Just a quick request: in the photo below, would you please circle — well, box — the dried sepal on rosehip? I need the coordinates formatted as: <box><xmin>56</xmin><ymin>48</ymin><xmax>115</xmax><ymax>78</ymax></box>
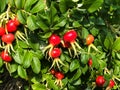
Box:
<box><xmin>49</xmin><ymin>48</ymin><xmax>65</xmax><ymax>70</ymax></box>
<box><xmin>54</xmin><ymin>71</ymin><xmax>64</xmax><ymax>87</ymax></box>
<box><xmin>15</xmin><ymin>30</ymin><xmax>29</xmax><ymax>44</ymax></box>
<box><xmin>86</xmin><ymin>34</ymin><xmax>101</xmax><ymax>53</ymax></box>
<box><xmin>63</xmin><ymin>30</ymin><xmax>82</xmax><ymax>57</ymax></box>
<box><xmin>1</xmin><ymin>33</ymin><xmax>15</xmax><ymax>53</ymax></box>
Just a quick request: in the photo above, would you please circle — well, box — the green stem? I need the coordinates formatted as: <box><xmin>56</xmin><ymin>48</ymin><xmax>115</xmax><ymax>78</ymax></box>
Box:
<box><xmin>22</xmin><ymin>10</ymin><xmax>32</xmax><ymax>15</ymax></box>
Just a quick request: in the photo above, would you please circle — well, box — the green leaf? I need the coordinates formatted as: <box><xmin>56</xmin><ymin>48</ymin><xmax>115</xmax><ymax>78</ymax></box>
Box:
<box><xmin>37</xmin><ymin>20</ymin><xmax>49</xmax><ymax>32</ymax></box>
<box><xmin>114</xmin><ymin>65</ymin><xmax>119</xmax><ymax>75</ymax></box>
<box><xmin>17</xmin><ymin>10</ymin><xmax>26</xmax><ymax>24</ymax></box>
<box><xmin>27</xmin><ymin>15</ymin><xmax>39</xmax><ymax>31</ymax></box>
<box><xmin>23</xmin><ymin>50</ymin><xmax>33</xmax><ymax>68</ymax></box>
<box><xmin>18</xmin><ymin>65</ymin><xmax>27</xmax><ymax>79</ymax></box>
<box><xmin>91</xmin><ymin>54</ymin><xmax>99</xmax><ymax>69</ymax></box>
<box><xmin>17</xmin><ymin>40</ymin><xmax>29</xmax><ymax>48</ymax></box>
<box><xmin>8</xmin><ymin>0</ymin><xmax>15</xmax><ymax>7</ymax></box>
<box><xmin>31</xmin><ymin>0</ymin><xmax>45</xmax><ymax>13</ymax></box>
<box><xmin>47</xmin><ymin>79</ymin><xmax>59</xmax><ymax>90</ymax></box>
<box><xmin>114</xmin><ymin>60</ymin><xmax>120</xmax><ymax>66</ymax></box>
<box><xmin>112</xmin><ymin>37</ymin><xmax>120</xmax><ymax>51</ymax></box>
<box><xmin>90</xmin><ymin>27</ymin><xmax>99</xmax><ymax>36</ymax></box>
<box><xmin>65</xmin><ymin>54</ymin><xmax>71</xmax><ymax>62</ymax></box>
<box><xmin>116</xmin><ymin>52</ymin><xmax>120</xmax><ymax>59</ymax></box>
<box><xmin>81</xmin><ymin>54</ymin><xmax>89</xmax><ymax>64</ymax></box>
<box><xmin>32</xmin><ymin>83</ymin><xmax>46</xmax><ymax>90</ymax></box>
<box><xmin>0</xmin><ymin>58</ymin><xmax>3</xmax><ymax>68</ymax></box>
<box><xmin>59</xmin><ymin>0</ymin><xmax>74</xmax><ymax>13</ymax></box>
<box><xmin>95</xmin><ymin>17</ymin><xmax>105</xmax><ymax>25</ymax></box>
<box><xmin>13</xmin><ymin>50</ymin><xmax>23</xmax><ymax>64</ymax></box>
<box><xmin>32</xmin><ymin>50</ymin><xmax>43</xmax><ymax>60</ymax></box>
<box><xmin>31</xmin><ymin>77</ymin><xmax>40</xmax><ymax>84</ymax></box>
<box><xmin>73</xmin><ymin>21</ymin><xmax>81</xmax><ymax>28</ymax></box>
<box><xmin>104</xmin><ymin>33</ymin><xmax>114</xmax><ymax>50</ymax></box>
<box><xmin>53</xmin><ymin>19</ymin><xmax>66</xmax><ymax>30</ymax></box>
<box><xmin>68</xmin><ymin>84</ymin><xmax>77</xmax><ymax>90</ymax></box>
<box><xmin>49</xmin><ymin>2</ymin><xmax>57</xmax><ymax>22</ymax></box>
<box><xmin>62</xmin><ymin>77</ymin><xmax>68</xmax><ymax>87</ymax></box>
<box><xmin>81</xmin><ymin>65</ymin><xmax>88</xmax><ymax>75</ymax></box>
<box><xmin>59</xmin><ymin>0</ymin><xmax>67</xmax><ymax>13</ymax></box>
<box><xmin>24</xmin><ymin>0</ymin><xmax>38</xmax><ymax>11</ymax></box>
<box><xmin>73</xmin><ymin>79</ymin><xmax>81</xmax><ymax>86</ymax></box>
<box><xmin>70</xmin><ymin>69</ymin><xmax>81</xmax><ymax>82</ymax></box>
<box><xmin>82</xmin><ymin>27</ymin><xmax>89</xmax><ymax>39</ymax></box>
<box><xmin>112</xmin><ymin>51</ymin><xmax>116</xmax><ymax>58</ymax></box>
<box><xmin>70</xmin><ymin>60</ymin><xmax>80</xmax><ymax>72</ymax></box>
<box><xmin>88</xmin><ymin>0</ymin><xmax>103</xmax><ymax>13</ymax></box>
<box><xmin>7</xmin><ymin>63</ymin><xmax>18</xmax><ymax>73</ymax></box>
<box><xmin>99</xmin><ymin>60</ymin><xmax>107</xmax><ymax>70</ymax></box>
<box><xmin>62</xmin><ymin>62</ymin><xmax>69</xmax><ymax>73</ymax></box>
<box><xmin>31</xmin><ymin>57</ymin><xmax>41</xmax><ymax>74</ymax></box>
<box><xmin>40</xmin><ymin>32</ymin><xmax>52</xmax><ymax>39</ymax></box>
<box><xmin>14</xmin><ymin>0</ymin><xmax>25</xmax><ymax>9</ymax></box>
<box><xmin>0</xmin><ymin>0</ymin><xmax>7</xmax><ymax>12</ymax></box>
<box><xmin>0</xmin><ymin>68</ymin><xmax>4</xmax><ymax>73</ymax></box>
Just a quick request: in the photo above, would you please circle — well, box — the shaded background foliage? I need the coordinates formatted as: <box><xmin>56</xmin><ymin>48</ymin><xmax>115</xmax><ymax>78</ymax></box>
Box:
<box><xmin>0</xmin><ymin>0</ymin><xmax>120</xmax><ymax>90</ymax></box>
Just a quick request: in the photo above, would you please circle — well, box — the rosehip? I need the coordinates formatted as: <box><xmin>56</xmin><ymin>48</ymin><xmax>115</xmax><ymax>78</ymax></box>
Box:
<box><xmin>6</xmin><ymin>20</ymin><xmax>17</xmax><ymax>32</ymax></box>
<box><xmin>88</xmin><ymin>58</ymin><xmax>92</xmax><ymax>67</ymax></box>
<box><xmin>96</xmin><ymin>76</ymin><xmax>105</xmax><ymax>87</ymax></box>
<box><xmin>1</xmin><ymin>33</ymin><xmax>15</xmax><ymax>44</ymax></box>
<box><xmin>86</xmin><ymin>34</ymin><xmax>94</xmax><ymax>45</ymax></box>
<box><xmin>1</xmin><ymin>51</ymin><xmax>12</xmax><ymax>62</ymax></box>
<box><xmin>109</xmin><ymin>80</ymin><xmax>115</xmax><ymax>88</ymax></box>
<box><xmin>0</xmin><ymin>27</ymin><xmax>5</xmax><ymax>36</ymax></box>
<box><xmin>55</xmin><ymin>71</ymin><xmax>64</xmax><ymax>80</ymax></box>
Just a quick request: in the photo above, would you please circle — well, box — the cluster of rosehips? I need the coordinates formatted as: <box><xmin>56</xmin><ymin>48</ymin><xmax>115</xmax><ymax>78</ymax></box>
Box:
<box><xmin>0</xmin><ymin>17</ymin><xmax>20</xmax><ymax>62</ymax></box>
<box><xmin>88</xmin><ymin>59</ymin><xmax>115</xmax><ymax>89</ymax></box>
<box><xmin>43</xmin><ymin>30</ymin><xmax>81</xmax><ymax>70</ymax></box>
<box><xmin>43</xmin><ymin>30</ymin><xmax>98</xmax><ymax>70</ymax></box>
<box><xmin>43</xmin><ymin>30</ymin><xmax>99</xmax><ymax>87</ymax></box>
<box><xmin>50</xmin><ymin>68</ymin><xmax>64</xmax><ymax>87</ymax></box>
<box><xmin>95</xmin><ymin>75</ymin><xmax>115</xmax><ymax>89</ymax></box>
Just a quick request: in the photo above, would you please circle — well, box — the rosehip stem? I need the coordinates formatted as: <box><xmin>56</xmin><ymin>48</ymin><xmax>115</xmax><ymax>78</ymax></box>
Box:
<box><xmin>105</xmin><ymin>68</ymin><xmax>120</xmax><ymax>82</ymax></box>
<box><xmin>113</xmin><ymin>75</ymin><xmax>120</xmax><ymax>82</ymax></box>
<box><xmin>5</xmin><ymin>62</ymin><xmax>11</xmax><ymax>76</ymax></box>
<box><xmin>22</xmin><ymin>10</ymin><xmax>32</xmax><ymax>15</ymax></box>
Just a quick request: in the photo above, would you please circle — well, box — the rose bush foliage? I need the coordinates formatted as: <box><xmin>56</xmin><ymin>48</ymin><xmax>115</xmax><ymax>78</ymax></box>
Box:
<box><xmin>0</xmin><ymin>0</ymin><xmax>120</xmax><ymax>90</ymax></box>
